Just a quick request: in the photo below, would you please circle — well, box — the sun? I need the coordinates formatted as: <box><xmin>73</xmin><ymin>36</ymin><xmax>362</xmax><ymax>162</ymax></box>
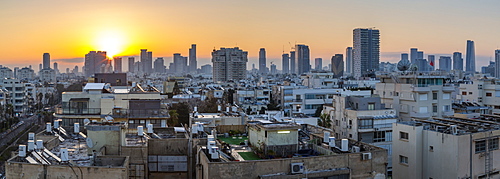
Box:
<box><xmin>95</xmin><ymin>30</ymin><xmax>126</xmax><ymax>58</ymax></box>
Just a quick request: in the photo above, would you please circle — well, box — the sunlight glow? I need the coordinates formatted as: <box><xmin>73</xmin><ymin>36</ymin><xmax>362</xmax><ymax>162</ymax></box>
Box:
<box><xmin>94</xmin><ymin>30</ymin><xmax>126</xmax><ymax>58</ymax></box>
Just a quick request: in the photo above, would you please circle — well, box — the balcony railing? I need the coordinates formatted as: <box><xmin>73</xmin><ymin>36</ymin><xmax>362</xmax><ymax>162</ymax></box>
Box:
<box><xmin>56</xmin><ymin>107</ymin><xmax>101</xmax><ymax>115</ymax></box>
<box><xmin>111</xmin><ymin>109</ymin><xmax>169</xmax><ymax>118</ymax></box>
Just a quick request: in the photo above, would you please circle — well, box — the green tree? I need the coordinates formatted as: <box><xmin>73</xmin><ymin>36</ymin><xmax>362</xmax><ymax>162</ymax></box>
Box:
<box><xmin>198</xmin><ymin>97</ymin><xmax>218</xmax><ymax>113</ymax></box>
<box><xmin>318</xmin><ymin>113</ymin><xmax>332</xmax><ymax>128</ymax></box>
<box><xmin>169</xmin><ymin>102</ymin><xmax>191</xmax><ymax>126</ymax></box>
<box><xmin>168</xmin><ymin>110</ymin><xmax>179</xmax><ymax>127</ymax></box>
<box><xmin>313</xmin><ymin>105</ymin><xmax>324</xmax><ymax>117</ymax></box>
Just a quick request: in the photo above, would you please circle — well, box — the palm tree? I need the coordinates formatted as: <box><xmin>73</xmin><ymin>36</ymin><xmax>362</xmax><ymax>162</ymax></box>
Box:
<box><xmin>168</xmin><ymin>110</ymin><xmax>179</xmax><ymax>127</ymax></box>
<box><xmin>318</xmin><ymin>113</ymin><xmax>332</xmax><ymax>128</ymax></box>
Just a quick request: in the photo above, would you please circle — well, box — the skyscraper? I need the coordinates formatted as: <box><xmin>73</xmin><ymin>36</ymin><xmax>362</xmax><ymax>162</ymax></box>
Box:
<box><xmin>345</xmin><ymin>47</ymin><xmax>353</xmax><ymax>75</ymax></box>
<box><xmin>417</xmin><ymin>51</ymin><xmax>424</xmax><ymax>60</ymax></box>
<box><xmin>495</xmin><ymin>50</ymin><xmax>500</xmax><ymax>78</ymax></box>
<box><xmin>270</xmin><ymin>64</ymin><xmax>277</xmax><ymax>74</ymax></box>
<box><xmin>331</xmin><ymin>54</ymin><xmax>344</xmax><ymax>77</ymax></box>
<box><xmin>173</xmin><ymin>53</ymin><xmax>188</xmax><ymax>74</ymax></box>
<box><xmin>466</xmin><ymin>40</ymin><xmax>476</xmax><ymax>73</ymax></box>
<box><xmin>128</xmin><ymin>57</ymin><xmax>135</xmax><ymax>72</ymax></box>
<box><xmin>259</xmin><ymin>48</ymin><xmax>267</xmax><ymax>74</ymax></box>
<box><xmin>295</xmin><ymin>44</ymin><xmax>310</xmax><ymax>74</ymax></box>
<box><xmin>428</xmin><ymin>55</ymin><xmax>435</xmax><ymax>71</ymax></box>
<box><xmin>282</xmin><ymin>53</ymin><xmax>289</xmax><ymax>74</ymax></box>
<box><xmin>43</xmin><ymin>53</ymin><xmax>50</xmax><ymax>69</ymax></box>
<box><xmin>53</xmin><ymin>62</ymin><xmax>59</xmax><ymax>73</ymax></box>
<box><xmin>189</xmin><ymin>44</ymin><xmax>197</xmax><ymax>73</ymax></box>
<box><xmin>315</xmin><ymin>58</ymin><xmax>322</xmax><ymax>70</ymax></box>
<box><xmin>452</xmin><ymin>52</ymin><xmax>463</xmax><ymax>71</ymax></box>
<box><xmin>154</xmin><ymin>57</ymin><xmax>165</xmax><ymax>73</ymax></box>
<box><xmin>289</xmin><ymin>51</ymin><xmax>296</xmax><ymax>74</ymax></box>
<box><xmin>410</xmin><ymin>48</ymin><xmax>418</xmax><ymax>64</ymax></box>
<box><xmin>401</xmin><ymin>53</ymin><xmax>409</xmax><ymax>62</ymax></box>
<box><xmin>140</xmin><ymin>49</ymin><xmax>153</xmax><ymax>73</ymax></box>
<box><xmin>353</xmin><ymin>28</ymin><xmax>380</xmax><ymax>78</ymax></box>
<box><xmin>439</xmin><ymin>56</ymin><xmax>452</xmax><ymax>71</ymax></box>
<box><xmin>84</xmin><ymin>51</ymin><xmax>107</xmax><ymax>77</ymax></box>
<box><xmin>114</xmin><ymin>57</ymin><xmax>122</xmax><ymax>73</ymax></box>
<box><xmin>212</xmin><ymin>47</ymin><xmax>248</xmax><ymax>82</ymax></box>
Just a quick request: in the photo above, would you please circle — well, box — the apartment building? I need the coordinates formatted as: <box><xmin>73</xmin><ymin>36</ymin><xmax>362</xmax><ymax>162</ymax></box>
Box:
<box><xmin>375</xmin><ymin>71</ymin><xmax>455</xmax><ymax>121</ymax></box>
<box><xmin>393</xmin><ymin>116</ymin><xmax>500</xmax><ymax>179</ymax></box>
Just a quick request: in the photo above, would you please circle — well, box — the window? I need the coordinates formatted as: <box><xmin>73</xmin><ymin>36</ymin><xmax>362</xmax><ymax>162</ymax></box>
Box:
<box><xmin>475</xmin><ymin>138</ymin><xmax>499</xmax><ymax>153</ymax></box>
<box><xmin>429</xmin><ymin>146</ymin><xmax>434</xmax><ymax>152</ymax></box>
<box><xmin>419</xmin><ymin>106</ymin><xmax>428</xmax><ymax>113</ymax></box>
<box><xmin>443</xmin><ymin>105</ymin><xmax>451</xmax><ymax>112</ymax></box>
<box><xmin>368</xmin><ymin>103</ymin><xmax>375</xmax><ymax>110</ymax></box>
<box><xmin>462</xmin><ymin>91</ymin><xmax>467</xmax><ymax>95</ymax></box>
<box><xmin>486</xmin><ymin>93</ymin><xmax>492</xmax><ymax>97</ymax></box>
<box><xmin>359</xmin><ymin>119</ymin><xmax>373</xmax><ymax>129</ymax></box>
<box><xmin>469</xmin><ymin>92</ymin><xmax>473</xmax><ymax>95</ymax></box>
<box><xmin>305</xmin><ymin>94</ymin><xmax>315</xmax><ymax>99</ymax></box>
<box><xmin>400</xmin><ymin>131</ymin><xmax>409</xmax><ymax>140</ymax></box>
<box><xmin>399</xmin><ymin>155</ymin><xmax>408</xmax><ymax>164</ymax></box>
<box><xmin>373</xmin><ymin>131</ymin><xmax>386</xmax><ymax>142</ymax></box>
<box><xmin>432</xmin><ymin>105</ymin><xmax>438</xmax><ymax>113</ymax></box>
<box><xmin>419</xmin><ymin>94</ymin><xmax>428</xmax><ymax>101</ymax></box>
<box><xmin>432</xmin><ymin>93</ymin><xmax>438</xmax><ymax>100</ymax></box>
<box><xmin>443</xmin><ymin>93</ymin><xmax>450</xmax><ymax>99</ymax></box>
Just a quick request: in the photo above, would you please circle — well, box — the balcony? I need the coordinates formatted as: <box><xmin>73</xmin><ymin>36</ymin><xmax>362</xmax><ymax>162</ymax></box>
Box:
<box><xmin>412</xmin><ymin>86</ymin><xmax>431</xmax><ymax>93</ymax></box>
<box><xmin>442</xmin><ymin>85</ymin><xmax>455</xmax><ymax>92</ymax></box>
<box><xmin>55</xmin><ymin>107</ymin><xmax>101</xmax><ymax>115</ymax></box>
<box><xmin>410</xmin><ymin>111</ymin><xmax>431</xmax><ymax>119</ymax></box>
<box><xmin>111</xmin><ymin>109</ymin><xmax>169</xmax><ymax>118</ymax></box>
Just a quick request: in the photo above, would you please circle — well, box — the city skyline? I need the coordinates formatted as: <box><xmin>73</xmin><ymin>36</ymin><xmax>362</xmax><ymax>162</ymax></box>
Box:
<box><xmin>1</xmin><ymin>1</ymin><xmax>500</xmax><ymax>71</ymax></box>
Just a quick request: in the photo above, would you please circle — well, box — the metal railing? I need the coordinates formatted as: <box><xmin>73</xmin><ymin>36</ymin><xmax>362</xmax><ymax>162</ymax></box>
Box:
<box><xmin>55</xmin><ymin>107</ymin><xmax>101</xmax><ymax>115</ymax></box>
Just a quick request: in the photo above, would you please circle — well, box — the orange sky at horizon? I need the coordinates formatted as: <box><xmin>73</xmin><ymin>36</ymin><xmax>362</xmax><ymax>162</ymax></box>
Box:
<box><xmin>1</xmin><ymin>0</ymin><xmax>499</xmax><ymax>71</ymax></box>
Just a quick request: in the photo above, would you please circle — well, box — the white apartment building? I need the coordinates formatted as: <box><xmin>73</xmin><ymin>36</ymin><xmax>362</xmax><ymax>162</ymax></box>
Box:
<box><xmin>393</xmin><ymin>117</ymin><xmax>500</xmax><ymax>179</ymax></box>
<box><xmin>457</xmin><ymin>78</ymin><xmax>500</xmax><ymax>114</ymax></box>
<box><xmin>1</xmin><ymin>79</ymin><xmax>35</xmax><ymax>114</ymax></box>
<box><xmin>323</xmin><ymin>94</ymin><xmax>397</xmax><ymax>173</ymax></box>
<box><xmin>55</xmin><ymin>83</ymin><xmax>168</xmax><ymax>128</ymax></box>
<box><xmin>375</xmin><ymin>72</ymin><xmax>455</xmax><ymax>121</ymax></box>
<box><xmin>235</xmin><ymin>87</ymin><xmax>270</xmax><ymax>113</ymax></box>
<box><xmin>17</xmin><ymin>67</ymin><xmax>35</xmax><ymax>80</ymax></box>
<box><xmin>39</xmin><ymin>68</ymin><xmax>56</xmax><ymax>82</ymax></box>
<box><xmin>0</xmin><ymin>67</ymin><xmax>13</xmax><ymax>79</ymax></box>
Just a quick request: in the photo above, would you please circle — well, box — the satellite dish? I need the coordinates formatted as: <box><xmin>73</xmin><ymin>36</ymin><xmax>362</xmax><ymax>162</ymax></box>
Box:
<box><xmin>83</xmin><ymin>119</ymin><xmax>90</xmax><ymax>125</ymax></box>
<box><xmin>86</xmin><ymin>137</ymin><xmax>93</xmax><ymax>148</ymax></box>
<box><xmin>397</xmin><ymin>58</ymin><xmax>411</xmax><ymax>72</ymax></box>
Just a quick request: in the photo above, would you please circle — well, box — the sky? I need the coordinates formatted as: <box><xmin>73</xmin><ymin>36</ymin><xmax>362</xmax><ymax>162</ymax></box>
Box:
<box><xmin>1</xmin><ymin>0</ymin><xmax>499</xmax><ymax>71</ymax></box>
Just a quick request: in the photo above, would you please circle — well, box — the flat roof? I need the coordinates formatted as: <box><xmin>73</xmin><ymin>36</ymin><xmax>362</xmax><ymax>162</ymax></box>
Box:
<box><xmin>84</xmin><ymin>83</ymin><xmax>105</xmax><ymax>90</ymax></box>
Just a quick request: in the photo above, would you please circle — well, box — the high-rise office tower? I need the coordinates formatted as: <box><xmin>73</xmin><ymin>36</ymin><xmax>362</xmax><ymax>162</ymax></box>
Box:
<box><xmin>53</xmin><ymin>62</ymin><xmax>59</xmax><ymax>73</ymax></box>
<box><xmin>315</xmin><ymin>58</ymin><xmax>322</xmax><ymax>70</ymax></box>
<box><xmin>84</xmin><ymin>51</ymin><xmax>107</xmax><ymax>77</ymax></box>
<box><xmin>189</xmin><ymin>44</ymin><xmax>197</xmax><ymax>73</ymax></box>
<box><xmin>43</xmin><ymin>53</ymin><xmax>50</xmax><ymax>69</ymax></box>
<box><xmin>353</xmin><ymin>28</ymin><xmax>380</xmax><ymax>78</ymax></box>
<box><xmin>173</xmin><ymin>53</ymin><xmax>188</xmax><ymax>74</ymax></box>
<box><xmin>201</xmin><ymin>64</ymin><xmax>212</xmax><ymax>74</ymax></box>
<box><xmin>495</xmin><ymin>50</ymin><xmax>500</xmax><ymax>78</ymax></box>
<box><xmin>289</xmin><ymin>51</ymin><xmax>296</xmax><ymax>74</ymax></box>
<box><xmin>428</xmin><ymin>55</ymin><xmax>435</xmax><ymax>71</ymax></box>
<box><xmin>39</xmin><ymin>64</ymin><xmax>42</xmax><ymax>72</ymax></box>
<box><xmin>154</xmin><ymin>57</ymin><xmax>165</xmax><ymax>73</ymax></box>
<box><xmin>452</xmin><ymin>52</ymin><xmax>463</xmax><ymax>71</ymax></box>
<box><xmin>212</xmin><ymin>47</ymin><xmax>248</xmax><ymax>82</ymax></box>
<box><xmin>439</xmin><ymin>56</ymin><xmax>452</xmax><ymax>71</ymax></box>
<box><xmin>114</xmin><ymin>57</ymin><xmax>122</xmax><ymax>73</ymax></box>
<box><xmin>401</xmin><ymin>53</ymin><xmax>409</xmax><ymax>62</ymax></box>
<box><xmin>74</xmin><ymin>66</ymin><xmax>78</xmax><ymax>73</ymax></box>
<box><xmin>140</xmin><ymin>49</ymin><xmax>153</xmax><ymax>73</ymax></box>
<box><xmin>295</xmin><ymin>44</ymin><xmax>310</xmax><ymax>74</ymax></box>
<box><xmin>259</xmin><ymin>48</ymin><xmax>267</xmax><ymax>74</ymax></box>
<box><xmin>128</xmin><ymin>57</ymin><xmax>135</xmax><ymax>72</ymax></box>
<box><xmin>417</xmin><ymin>51</ymin><xmax>424</xmax><ymax>60</ymax></box>
<box><xmin>270</xmin><ymin>64</ymin><xmax>277</xmax><ymax>74</ymax></box>
<box><xmin>282</xmin><ymin>53</ymin><xmax>289</xmax><ymax>74</ymax></box>
<box><xmin>415</xmin><ymin>59</ymin><xmax>429</xmax><ymax>72</ymax></box>
<box><xmin>410</xmin><ymin>48</ymin><xmax>418</xmax><ymax>64</ymax></box>
<box><xmin>331</xmin><ymin>54</ymin><xmax>344</xmax><ymax>77</ymax></box>
<box><xmin>466</xmin><ymin>40</ymin><xmax>476</xmax><ymax>73</ymax></box>
<box><xmin>346</xmin><ymin>47</ymin><xmax>353</xmax><ymax>75</ymax></box>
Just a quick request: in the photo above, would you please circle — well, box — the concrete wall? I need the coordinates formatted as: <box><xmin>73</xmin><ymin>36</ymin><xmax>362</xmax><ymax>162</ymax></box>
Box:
<box><xmin>216</xmin><ymin>125</ymin><xmax>246</xmax><ymax>133</ymax></box>
<box><xmin>198</xmin><ymin>148</ymin><xmax>387</xmax><ymax>179</ymax></box>
<box><xmin>6</xmin><ymin>157</ymin><xmax>129</xmax><ymax>179</ymax></box>
<box><xmin>86</xmin><ymin>125</ymin><xmax>125</xmax><ymax>155</ymax></box>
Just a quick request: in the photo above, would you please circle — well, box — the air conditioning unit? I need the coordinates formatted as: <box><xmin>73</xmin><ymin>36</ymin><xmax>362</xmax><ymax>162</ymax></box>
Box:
<box><xmin>362</xmin><ymin>153</ymin><xmax>372</xmax><ymax>160</ymax></box>
<box><xmin>291</xmin><ymin>163</ymin><xmax>304</xmax><ymax>174</ymax></box>
<box><xmin>351</xmin><ymin>146</ymin><xmax>360</xmax><ymax>153</ymax></box>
